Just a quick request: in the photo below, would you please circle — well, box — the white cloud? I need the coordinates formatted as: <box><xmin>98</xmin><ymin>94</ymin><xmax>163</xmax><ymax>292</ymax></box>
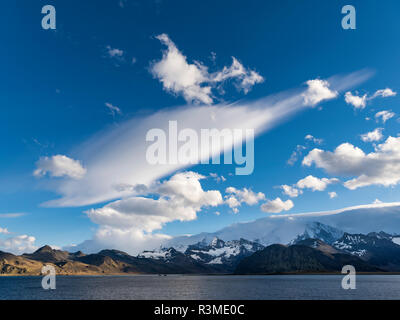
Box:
<box><xmin>270</xmin><ymin>201</ymin><xmax>400</xmax><ymax>219</ymax></box>
<box><xmin>211</xmin><ymin>57</ymin><xmax>264</xmax><ymax>94</ymax></box>
<box><xmin>41</xmin><ymin>70</ymin><xmax>371</xmax><ymax>207</ymax></box>
<box><xmin>302</xmin><ymin>79</ymin><xmax>338</xmax><ymax>106</ymax></box>
<box><xmin>328</xmin><ymin>191</ymin><xmax>337</xmax><ymax>199</ymax></box>
<box><xmin>150</xmin><ymin>34</ymin><xmax>263</xmax><ymax>104</ymax></box>
<box><xmin>0</xmin><ymin>227</ymin><xmax>10</xmax><ymax>234</ymax></box>
<box><xmin>305</xmin><ymin>134</ymin><xmax>323</xmax><ymax>144</ymax></box>
<box><xmin>105</xmin><ymin>102</ymin><xmax>121</xmax><ymax>114</ymax></box>
<box><xmin>225</xmin><ymin>196</ymin><xmax>240</xmax><ymax>212</ymax></box>
<box><xmin>296</xmin><ymin>175</ymin><xmax>338</xmax><ymax>192</ymax></box>
<box><xmin>371</xmin><ymin>88</ymin><xmax>397</xmax><ymax>99</ymax></box>
<box><xmin>34</xmin><ymin>155</ymin><xmax>86</xmax><ymax>180</ymax></box>
<box><xmin>79</xmin><ymin>172</ymin><xmax>223</xmax><ymax>254</ymax></box>
<box><xmin>303</xmin><ymin>136</ymin><xmax>400</xmax><ymax>189</ymax></box>
<box><xmin>105</xmin><ymin>102</ymin><xmax>122</xmax><ymax>117</ymax></box>
<box><xmin>225</xmin><ymin>187</ymin><xmax>265</xmax><ymax>212</ymax></box>
<box><xmin>344</xmin><ymin>91</ymin><xmax>367</xmax><ymax>109</ymax></box>
<box><xmin>287</xmin><ymin>145</ymin><xmax>307</xmax><ymax>166</ymax></box>
<box><xmin>66</xmin><ymin>227</ymin><xmax>170</xmax><ymax>256</ymax></box>
<box><xmin>88</xmin><ymin>171</ymin><xmax>222</xmax><ymax>231</ymax></box>
<box><xmin>209</xmin><ymin>173</ymin><xmax>226</xmax><ymax>183</ymax></box>
<box><xmin>375</xmin><ymin>110</ymin><xmax>395</xmax><ymax>123</ymax></box>
<box><xmin>0</xmin><ymin>213</ymin><xmax>25</xmax><ymax>218</ymax></box>
<box><xmin>360</xmin><ymin>128</ymin><xmax>384</xmax><ymax>142</ymax></box>
<box><xmin>261</xmin><ymin>197</ymin><xmax>294</xmax><ymax>214</ymax></box>
<box><xmin>345</xmin><ymin>88</ymin><xmax>396</xmax><ymax>109</ymax></box>
<box><xmin>281</xmin><ymin>184</ymin><xmax>301</xmax><ymax>198</ymax></box>
<box><xmin>106</xmin><ymin>45</ymin><xmax>124</xmax><ymax>59</ymax></box>
<box><xmin>0</xmin><ymin>234</ymin><xmax>37</xmax><ymax>255</ymax></box>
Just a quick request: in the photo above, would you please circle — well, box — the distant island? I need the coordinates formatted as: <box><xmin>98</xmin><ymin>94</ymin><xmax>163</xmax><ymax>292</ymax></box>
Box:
<box><xmin>2</xmin><ymin>224</ymin><xmax>400</xmax><ymax>275</ymax></box>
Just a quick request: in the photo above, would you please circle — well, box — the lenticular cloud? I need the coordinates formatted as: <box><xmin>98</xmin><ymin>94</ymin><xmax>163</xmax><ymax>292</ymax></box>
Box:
<box><xmin>42</xmin><ymin>70</ymin><xmax>372</xmax><ymax>208</ymax></box>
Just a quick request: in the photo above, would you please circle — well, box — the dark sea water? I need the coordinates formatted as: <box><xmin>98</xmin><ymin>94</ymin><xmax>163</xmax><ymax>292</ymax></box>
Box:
<box><xmin>1</xmin><ymin>275</ymin><xmax>400</xmax><ymax>300</ymax></box>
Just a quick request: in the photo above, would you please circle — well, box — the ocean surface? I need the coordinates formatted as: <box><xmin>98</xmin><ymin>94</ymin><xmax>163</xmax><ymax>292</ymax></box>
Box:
<box><xmin>1</xmin><ymin>274</ymin><xmax>400</xmax><ymax>300</ymax></box>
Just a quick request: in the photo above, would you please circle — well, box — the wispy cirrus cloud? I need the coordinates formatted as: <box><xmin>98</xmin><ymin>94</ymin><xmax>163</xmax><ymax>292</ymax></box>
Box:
<box><xmin>105</xmin><ymin>102</ymin><xmax>122</xmax><ymax>117</ymax></box>
<box><xmin>0</xmin><ymin>213</ymin><xmax>26</xmax><ymax>218</ymax></box>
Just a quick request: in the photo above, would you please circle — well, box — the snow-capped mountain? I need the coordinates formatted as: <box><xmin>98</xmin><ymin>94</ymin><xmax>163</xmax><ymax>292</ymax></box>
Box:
<box><xmin>138</xmin><ymin>247</ymin><xmax>178</xmax><ymax>261</ymax></box>
<box><xmin>185</xmin><ymin>237</ymin><xmax>264</xmax><ymax>268</ymax></box>
<box><xmin>291</xmin><ymin>222</ymin><xmax>344</xmax><ymax>245</ymax></box>
<box><xmin>332</xmin><ymin>232</ymin><xmax>400</xmax><ymax>270</ymax></box>
<box><xmin>165</xmin><ymin>203</ymin><xmax>400</xmax><ymax>250</ymax></box>
<box><xmin>138</xmin><ymin>237</ymin><xmax>264</xmax><ymax>272</ymax></box>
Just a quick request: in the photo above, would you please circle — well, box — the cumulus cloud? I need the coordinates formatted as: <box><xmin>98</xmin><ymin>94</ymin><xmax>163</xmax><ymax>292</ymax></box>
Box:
<box><xmin>281</xmin><ymin>184</ymin><xmax>301</xmax><ymax>198</ymax></box>
<box><xmin>88</xmin><ymin>171</ymin><xmax>222</xmax><ymax>231</ymax></box>
<box><xmin>225</xmin><ymin>187</ymin><xmax>265</xmax><ymax>213</ymax></box>
<box><xmin>328</xmin><ymin>191</ymin><xmax>337</xmax><ymax>199</ymax></box>
<box><xmin>209</xmin><ymin>173</ymin><xmax>226</xmax><ymax>183</ymax></box>
<box><xmin>34</xmin><ymin>155</ymin><xmax>86</xmax><ymax>180</ymax></box>
<box><xmin>106</xmin><ymin>45</ymin><xmax>124</xmax><ymax>59</ymax></box>
<box><xmin>77</xmin><ymin>172</ymin><xmax>222</xmax><ymax>254</ymax></box>
<box><xmin>261</xmin><ymin>197</ymin><xmax>294</xmax><ymax>213</ymax></box>
<box><xmin>360</xmin><ymin>128</ymin><xmax>384</xmax><ymax>142</ymax></box>
<box><xmin>305</xmin><ymin>134</ymin><xmax>323</xmax><ymax>144</ymax></box>
<box><xmin>0</xmin><ymin>227</ymin><xmax>10</xmax><ymax>234</ymax></box>
<box><xmin>287</xmin><ymin>145</ymin><xmax>307</xmax><ymax>166</ymax></box>
<box><xmin>280</xmin><ymin>176</ymin><xmax>337</xmax><ymax>198</ymax></box>
<box><xmin>344</xmin><ymin>91</ymin><xmax>367</xmax><ymax>109</ymax></box>
<box><xmin>375</xmin><ymin>110</ymin><xmax>395</xmax><ymax>123</ymax></box>
<box><xmin>150</xmin><ymin>34</ymin><xmax>263</xmax><ymax>104</ymax></box>
<box><xmin>296</xmin><ymin>175</ymin><xmax>339</xmax><ymax>191</ymax></box>
<box><xmin>0</xmin><ymin>234</ymin><xmax>37</xmax><ymax>255</ymax></box>
<box><xmin>345</xmin><ymin>88</ymin><xmax>396</xmax><ymax>109</ymax></box>
<box><xmin>211</xmin><ymin>57</ymin><xmax>264</xmax><ymax>94</ymax></box>
<box><xmin>303</xmin><ymin>136</ymin><xmax>400</xmax><ymax>189</ymax></box>
<box><xmin>371</xmin><ymin>88</ymin><xmax>397</xmax><ymax>99</ymax></box>
<box><xmin>302</xmin><ymin>79</ymin><xmax>338</xmax><ymax>106</ymax></box>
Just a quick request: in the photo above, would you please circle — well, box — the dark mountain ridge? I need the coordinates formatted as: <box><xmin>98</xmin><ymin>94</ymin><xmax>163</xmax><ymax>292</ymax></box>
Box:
<box><xmin>2</xmin><ymin>226</ymin><xmax>400</xmax><ymax>275</ymax></box>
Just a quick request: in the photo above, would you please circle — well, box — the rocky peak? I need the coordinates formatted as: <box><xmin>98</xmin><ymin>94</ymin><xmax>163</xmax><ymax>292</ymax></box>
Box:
<box><xmin>210</xmin><ymin>237</ymin><xmax>225</xmax><ymax>248</ymax></box>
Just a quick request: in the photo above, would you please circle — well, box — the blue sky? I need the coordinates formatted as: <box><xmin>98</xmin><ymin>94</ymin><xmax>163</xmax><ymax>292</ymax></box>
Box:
<box><xmin>1</xmin><ymin>0</ymin><xmax>400</xmax><ymax>254</ymax></box>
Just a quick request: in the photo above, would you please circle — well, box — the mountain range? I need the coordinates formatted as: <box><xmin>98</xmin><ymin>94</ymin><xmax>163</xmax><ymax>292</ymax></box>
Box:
<box><xmin>3</xmin><ymin>220</ymin><xmax>400</xmax><ymax>275</ymax></box>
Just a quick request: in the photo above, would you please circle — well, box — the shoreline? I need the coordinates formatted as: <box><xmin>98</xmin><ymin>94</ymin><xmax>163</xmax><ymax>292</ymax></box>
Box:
<box><xmin>2</xmin><ymin>272</ymin><xmax>400</xmax><ymax>277</ymax></box>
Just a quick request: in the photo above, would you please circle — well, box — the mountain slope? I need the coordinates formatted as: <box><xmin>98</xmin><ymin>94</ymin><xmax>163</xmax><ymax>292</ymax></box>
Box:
<box><xmin>235</xmin><ymin>243</ymin><xmax>380</xmax><ymax>274</ymax></box>
<box><xmin>0</xmin><ymin>251</ymin><xmax>44</xmax><ymax>275</ymax></box>
<box><xmin>333</xmin><ymin>232</ymin><xmax>400</xmax><ymax>271</ymax></box>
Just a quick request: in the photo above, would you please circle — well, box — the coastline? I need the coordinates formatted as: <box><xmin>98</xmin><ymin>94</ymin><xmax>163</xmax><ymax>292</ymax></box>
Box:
<box><xmin>3</xmin><ymin>271</ymin><xmax>400</xmax><ymax>277</ymax></box>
